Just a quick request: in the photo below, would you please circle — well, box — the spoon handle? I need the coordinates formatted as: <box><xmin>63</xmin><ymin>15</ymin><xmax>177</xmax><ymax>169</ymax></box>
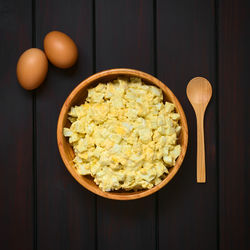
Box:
<box><xmin>196</xmin><ymin>112</ymin><xmax>206</xmax><ymax>183</ymax></box>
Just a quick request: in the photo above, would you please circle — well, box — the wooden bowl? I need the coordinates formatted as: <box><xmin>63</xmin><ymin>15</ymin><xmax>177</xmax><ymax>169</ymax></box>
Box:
<box><xmin>57</xmin><ymin>68</ymin><xmax>188</xmax><ymax>200</ymax></box>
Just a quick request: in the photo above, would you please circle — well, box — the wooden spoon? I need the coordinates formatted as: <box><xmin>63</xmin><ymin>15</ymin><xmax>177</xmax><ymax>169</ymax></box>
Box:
<box><xmin>186</xmin><ymin>77</ymin><xmax>212</xmax><ymax>183</ymax></box>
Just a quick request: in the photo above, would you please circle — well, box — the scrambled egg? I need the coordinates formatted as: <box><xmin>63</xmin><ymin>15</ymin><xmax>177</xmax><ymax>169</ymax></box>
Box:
<box><xmin>64</xmin><ymin>77</ymin><xmax>181</xmax><ymax>191</ymax></box>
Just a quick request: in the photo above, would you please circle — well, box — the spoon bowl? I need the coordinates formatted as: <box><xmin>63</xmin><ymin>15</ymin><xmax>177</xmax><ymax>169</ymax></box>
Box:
<box><xmin>187</xmin><ymin>77</ymin><xmax>212</xmax><ymax>109</ymax></box>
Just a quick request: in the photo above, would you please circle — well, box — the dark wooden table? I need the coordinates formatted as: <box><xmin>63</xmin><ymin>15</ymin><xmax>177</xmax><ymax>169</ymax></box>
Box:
<box><xmin>0</xmin><ymin>0</ymin><xmax>249</xmax><ymax>249</ymax></box>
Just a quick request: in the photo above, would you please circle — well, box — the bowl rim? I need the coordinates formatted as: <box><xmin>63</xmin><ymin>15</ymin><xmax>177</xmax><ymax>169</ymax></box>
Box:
<box><xmin>57</xmin><ymin>68</ymin><xmax>188</xmax><ymax>200</ymax></box>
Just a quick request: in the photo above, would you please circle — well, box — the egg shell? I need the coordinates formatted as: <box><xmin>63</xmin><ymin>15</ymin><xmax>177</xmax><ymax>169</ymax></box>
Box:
<box><xmin>16</xmin><ymin>48</ymin><xmax>48</xmax><ymax>90</ymax></box>
<box><xmin>44</xmin><ymin>31</ymin><xmax>78</xmax><ymax>69</ymax></box>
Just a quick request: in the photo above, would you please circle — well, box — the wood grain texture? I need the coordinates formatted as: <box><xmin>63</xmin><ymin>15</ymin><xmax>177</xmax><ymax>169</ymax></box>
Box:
<box><xmin>219</xmin><ymin>0</ymin><xmax>250</xmax><ymax>249</ymax></box>
<box><xmin>0</xmin><ymin>0</ymin><xmax>33</xmax><ymax>249</ymax></box>
<box><xmin>157</xmin><ymin>0</ymin><xmax>218</xmax><ymax>249</ymax></box>
<box><xmin>96</xmin><ymin>0</ymin><xmax>154</xmax><ymax>73</ymax></box>
<box><xmin>1</xmin><ymin>1</ymin><xmax>249</xmax><ymax>249</ymax></box>
<box><xmin>35</xmin><ymin>1</ymin><xmax>95</xmax><ymax>249</ymax></box>
<box><xmin>95</xmin><ymin>0</ymin><xmax>156</xmax><ymax>249</ymax></box>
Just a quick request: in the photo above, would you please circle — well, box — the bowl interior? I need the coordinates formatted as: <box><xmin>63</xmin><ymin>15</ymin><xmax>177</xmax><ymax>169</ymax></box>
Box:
<box><xmin>58</xmin><ymin>69</ymin><xmax>188</xmax><ymax>200</ymax></box>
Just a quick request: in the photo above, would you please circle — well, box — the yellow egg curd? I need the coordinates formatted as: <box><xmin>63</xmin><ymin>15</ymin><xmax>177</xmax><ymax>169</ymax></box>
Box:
<box><xmin>64</xmin><ymin>77</ymin><xmax>181</xmax><ymax>191</ymax></box>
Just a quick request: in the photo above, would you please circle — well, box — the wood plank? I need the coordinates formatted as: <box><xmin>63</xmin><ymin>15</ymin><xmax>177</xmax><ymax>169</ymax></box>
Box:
<box><xmin>95</xmin><ymin>1</ymin><xmax>156</xmax><ymax>250</ymax></box>
<box><xmin>35</xmin><ymin>1</ymin><xmax>96</xmax><ymax>249</ymax></box>
<box><xmin>0</xmin><ymin>0</ymin><xmax>33</xmax><ymax>249</ymax></box>
<box><xmin>157</xmin><ymin>1</ymin><xmax>218</xmax><ymax>249</ymax></box>
<box><xmin>96</xmin><ymin>0</ymin><xmax>154</xmax><ymax>73</ymax></box>
<box><xmin>218</xmin><ymin>1</ymin><xmax>250</xmax><ymax>249</ymax></box>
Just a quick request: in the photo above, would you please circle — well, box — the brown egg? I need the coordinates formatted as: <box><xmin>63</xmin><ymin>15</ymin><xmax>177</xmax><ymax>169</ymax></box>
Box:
<box><xmin>44</xmin><ymin>31</ymin><xmax>78</xmax><ymax>69</ymax></box>
<box><xmin>16</xmin><ymin>48</ymin><xmax>48</xmax><ymax>90</ymax></box>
